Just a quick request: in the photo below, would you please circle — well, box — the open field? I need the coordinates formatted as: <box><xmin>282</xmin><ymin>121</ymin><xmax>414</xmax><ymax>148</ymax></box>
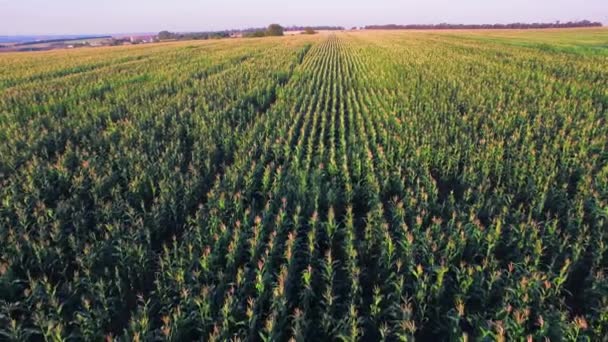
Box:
<box><xmin>439</xmin><ymin>27</ymin><xmax>608</xmax><ymax>55</ymax></box>
<box><xmin>0</xmin><ymin>29</ymin><xmax>607</xmax><ymax>340</ymax></box>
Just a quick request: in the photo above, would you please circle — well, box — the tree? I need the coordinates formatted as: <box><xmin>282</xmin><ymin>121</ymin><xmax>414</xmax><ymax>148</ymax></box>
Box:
<box><xmin>158</xmin><ymin>31</ymin><xmax>175</xmax><ymax>40</ymax></box>
<box><xmin>303</xmin><ymin>27</ymin><xmax>317</xmax><ymax>35</ymax></box>
<box><xmin>266</xmin><ymin>24</ymin><xmax>284</xmax><ymax>36</ymax></box>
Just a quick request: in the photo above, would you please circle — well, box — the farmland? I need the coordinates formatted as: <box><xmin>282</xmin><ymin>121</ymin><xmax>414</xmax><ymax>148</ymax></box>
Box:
<box><xmin>0</xmin><ymin>29</ymin><xmax>607</xmax><ymax>341</ymax></box>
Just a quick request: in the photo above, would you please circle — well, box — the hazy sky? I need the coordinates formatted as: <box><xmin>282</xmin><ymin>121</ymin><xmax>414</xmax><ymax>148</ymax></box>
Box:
<box><xmin>1</xmin><ymin>0</ymin><xmax>607</xmax><ymax>35</ymax></box>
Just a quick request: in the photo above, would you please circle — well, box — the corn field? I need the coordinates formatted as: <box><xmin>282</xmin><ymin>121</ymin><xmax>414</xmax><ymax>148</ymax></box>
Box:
<box><xmin>0</xmin><ymin>30</ymin><xmax>607</xmax><ymax>341</ymax></box>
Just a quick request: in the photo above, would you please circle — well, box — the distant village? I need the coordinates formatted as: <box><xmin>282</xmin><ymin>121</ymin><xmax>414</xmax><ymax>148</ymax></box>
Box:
<box><xmin>71</xmin><ymin>35</ymin><xmax>159</xmax><ymax>48</ymax></box>
<box><xmin>0</xmin><ymin>34</ymin><xmax>159</xmax><ymax>52</ymax></box>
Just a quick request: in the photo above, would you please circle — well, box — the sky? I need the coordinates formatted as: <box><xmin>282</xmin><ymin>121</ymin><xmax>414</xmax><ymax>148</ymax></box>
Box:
<box><xmin>1</xmin><ymin>0</ymin><xmax>607</xmax><ymax>35</ymax></box>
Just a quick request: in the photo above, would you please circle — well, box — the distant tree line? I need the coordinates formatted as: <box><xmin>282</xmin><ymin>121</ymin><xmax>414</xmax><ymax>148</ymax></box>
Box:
<box><xmin>284</xmin><ymin>25</ymin><xmax>345</xmax><ymax>31</ymax></box>
<box><xmin>365</xmin><ymin>20</ymin><xmax>602</xmax><ymax>30</ymax></box>
<box><xmin>158</xmin><ymin>30</ymin><xmax>230</xmax><ymax>41</ymax></box>
<box><xmin>158</xmin><ymin>24</ymin><xmax>347</xmax><ymax>42</ymax></box>
<box><xmin>244</xmin><ymin>24</ymin><xmax>285</xmax><ymax>38</ymax></box>
<box><xmin>158</xmin><ymin>24</ymin><xmax>289</xmax><ymax>41</ymax></box>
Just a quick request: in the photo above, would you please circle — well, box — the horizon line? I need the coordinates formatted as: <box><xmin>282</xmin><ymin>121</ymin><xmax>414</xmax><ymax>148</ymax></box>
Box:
<box><xmin>1</xmin><ymin>19</ymin><xmax>604</xmax><ymax>37</ymax></box>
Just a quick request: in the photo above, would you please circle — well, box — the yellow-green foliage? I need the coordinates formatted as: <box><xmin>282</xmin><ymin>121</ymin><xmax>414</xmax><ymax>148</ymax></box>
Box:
<box><xmin>0</xmin><ymin>29</ymin><xmax>606</xmax><ymax>341</ymax></box>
